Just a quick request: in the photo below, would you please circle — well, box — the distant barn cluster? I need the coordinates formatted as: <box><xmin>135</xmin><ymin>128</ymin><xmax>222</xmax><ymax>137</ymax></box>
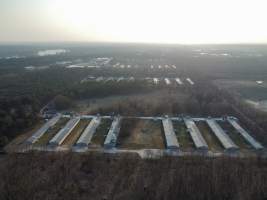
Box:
<box><xmin>81</xmin><ymin>76</ymin><xmax>195</xmax><ymax>86</ymax></box>
<box><xmin>22</xmin><ymin>114</ymin><xmax>264</xmax><ymax>156</ymax></box>
<box><xmin>112</xmin><ymin>63</ymin><xmax>179</xmax><ymax>70</ymax></box>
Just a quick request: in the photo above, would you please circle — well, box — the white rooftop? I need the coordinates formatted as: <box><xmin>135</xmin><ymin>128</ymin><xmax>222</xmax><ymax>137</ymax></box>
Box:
<box><xmin>206</xmin><ymin>119</ymin><xmax>238</xmax><ymax>150</ymax></box>
<box><xmin>162</xmin><ymin>118</ymin><xmax>179</xmax><ymax>149</ymax></box>
<box><xmin>184</xmin><ymin>118</ymin><xmax>208</xmax><ymax>149</ymax></box>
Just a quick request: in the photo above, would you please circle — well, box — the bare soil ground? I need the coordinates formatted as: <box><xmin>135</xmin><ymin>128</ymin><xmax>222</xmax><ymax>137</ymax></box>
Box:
<box><xmin>61</xmin><ymin>119</ymin><xmax>91</xmax><ymax>147</ymax></box>
<box><xmin>90</xmin><ymin>119</ymin><xmax>112</xmax><ymax>147</ymax></box>
<box><xmin>173</xmin><ymin>121</ymin><xmax>194</xmax><ymax>151</ymax></box>
<box><xmin>117</xmin><ymin>119</ymin><xmax>165</xmax><ymax>149</ymax></box>
<box><xmin>172</xmin><ymin>121</ymin><xmax>195</xmax><ymax>151</ymax></box>
<box><xmin>34</xmin><ymin>118</ymin><xmax>69</xmax><ymax>146</ymax></box>
<box><xmin>196</xmin><ymin>121</ymin><xmax>224</xmax><ymax>152</ymax></box>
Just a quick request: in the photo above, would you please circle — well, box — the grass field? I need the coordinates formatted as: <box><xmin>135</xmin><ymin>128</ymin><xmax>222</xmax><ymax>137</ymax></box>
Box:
<box><xmin>90</xmin><ymin>119</ymin><xmax>112</xmax><ymax>147</ymax></box>
<box><xmin>172</xmin><ymin>121</ymin><xmax>194</xmax><ymax>151</ymax></box>
<box><xmin>196</xmin><ymin>121</ymin><xmax>224</xmax><ymax>152</ymax></box>
<box><xmin>34</xmin><ymin>118</ymin><xmax>69</xmax><ymax>146</ymax></box>
<box><xmin>218</xmin><ymin>121</ymin><xmax>252</xmax><ymax>149</ymax></box>
<box><xmin>61</xmin><ymin>119</ymin><xmax>91</xmax><ymax>147</ymax></box>
<box><xmin>117</xmin><ymin>119</ymin><xmax>165</xmax><ymax>149</ymax></box>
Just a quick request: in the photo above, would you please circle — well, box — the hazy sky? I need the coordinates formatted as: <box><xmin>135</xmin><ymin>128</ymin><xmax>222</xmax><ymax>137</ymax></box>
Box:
<box><xmin>0</xmin><ymin>0</ymin><xmax>267</xmax><ymax>44</ymax></box>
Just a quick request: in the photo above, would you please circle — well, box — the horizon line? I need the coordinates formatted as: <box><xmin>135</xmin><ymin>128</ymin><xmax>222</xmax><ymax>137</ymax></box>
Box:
<box><xmin>1</xmin><ymin>40</ymin><xmax>267</xmax><ymax>46</ymax></box>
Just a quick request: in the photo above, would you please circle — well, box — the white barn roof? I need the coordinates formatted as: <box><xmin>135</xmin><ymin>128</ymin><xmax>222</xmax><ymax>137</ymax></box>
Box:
<box><xmin>162</xmin><ymin>118</ymin><xmax>179</xmax><ymax>149</ymax></box>
<box><xmin>184</xmin><ymin>118</ymin><xmax>208</xmax><ymax>150</ymax></box>
<box><xmin>49</xmin><ymin>116</ymin><xmax>80</xmax><ymax>146</ymax></box>
<box><xmin>228</xmin><ymin>118</ymin><xmax>263</xmax><ymax>150</ymax></box>
<box><xmin>175</xmin><ymin>78</ymin><xmax>183</xmax><ymax>85</ymax></box>
<box><xmin>76</xmin><ymin>117</ymin><xmax>101</xmax><ymax>147</ymax></box>
<box><xmin>104</xmin><ymin>116</ymin><xmax>121</xmax><ymax>148</ymax></box>
<box><xmin>206</xmin><ymin>119</ymin><xmax>238</xmax><ymax>150</ymax></box>
<box><xmin>26</xmin><ymin>114</ymin><xmax>62</xmax><ymax>144</ymax></box>
<box><xmin>153</xmin><ymin>78</ymin><xmax>159</xmax><ymax>84</ymax></box>
<box><xmin>186</xmin><ymin>78</ymin><xmax>194</xmax><ymax>85</ymax></box>
<box><xmin>164</xmin><ymin>78</ymin><xmax>171</xmax><ymax>85</ymax></box>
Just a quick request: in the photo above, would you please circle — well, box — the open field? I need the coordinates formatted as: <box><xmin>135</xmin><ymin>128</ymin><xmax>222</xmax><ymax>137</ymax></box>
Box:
<box><xmin>245</xmin><ymin>99</ymin><xmax>267</xmax><ymax>112</ymax></box>
<box><xmin>61</xmin><ymin>119</ymin><xmax>91</xmax><ymax>147</ymax></box>
<box><xmin>196</xmin><ymin>121</ymin><xmax>224</xmax><ymax>152</ymax></box>
<box><xmin>73</xmin><ymin>94</ymin><xmax>148</xmax><ymax>114</ymax></box>
<box><xmin>214</xmin><ymin>79</ymin><xmax>267</xmax><ymax>112</ymax></box>
<box><xmin>34</xmin><ymin>118</ymin><xmax>69</xmax><ymax>146</ymax></box>
<box><xmin>172</xmin><ymin>121</ymin><xmax>194</xmax><ymax>151</ymax></box>
<box><xmin>90</xmin><ymin>119</ymin><xmax>112</xmax><ymax>147</ymax></box>
<box><xmin>93</xmin><ymin>90</ymin><xmax>188</xmax><ymax>116</ymax></box>
<box><xmin>73</xmin><ymin>90</ymin><xmax>188</xmax><ymax>115</ymax></box>
<box><xmin>117</xmin><ymin>119</ymin><xmax>165</xmax><ymax>149</ymax></box>
<box><xmin>214</xmin><ymin>79</ymin><xmax>267</xmax><ymax>99</ymax></box>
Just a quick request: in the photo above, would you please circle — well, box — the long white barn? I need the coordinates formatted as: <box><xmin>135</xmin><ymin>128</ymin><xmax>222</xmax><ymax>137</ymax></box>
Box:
<box><xmin>184</xmin><ymin>118</ymin><xmax>208</xmax><ymax>151</ymax></box>
<box><xmin>26</xmin><ymin>114</ymin><xmax>62</xmax><ymax>144</ymax></box>
<box><xmin>76</xmin><ymin>117</ymin><xmax>101</xmax><ymax>147</ymax></box>
<box><xmin>162</xmin><ymin>118</ymin><xmax>179</xmax><ymax>149</ymax></box>
<box><xmin>175</xmin><ymin>78</ymin><xmax>183</xmax><ymax>85</ymax></box>
<box><xmin>49</xmin><ymin>117</ymin><xmax>80</xmax><ymax>146</ymax></box>
<box><xmin>186</xmin><ymin>78</ymin><xmax>194</xmax><ymax>85</ymax></box>
<box><xmin>206</xmin><ymin>119</ymin><xmax>238</xmax><ymax>152</ymax></box>
<box><xmin>104</xmin><ymin>116</ymin><xmax>121</xmax><ymax>148</ymax></box>
<box><xmin>153</xmin><ymin>78</ymin><xmax>159</xmax><ymax>84</ymax></box>
<box><xmin>228</xmin><ymin>118</ymin><xmax>263</xmax><ymax>150</ymax></box>
<box><xmin>164</xmin><ymin>78</ymin><xmax>171</xmax><ymax>85</ymax></box>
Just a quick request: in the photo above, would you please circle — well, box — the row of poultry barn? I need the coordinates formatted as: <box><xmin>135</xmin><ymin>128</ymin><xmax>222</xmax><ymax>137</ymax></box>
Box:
<box><xmin>81</xmin><ymin>76</ymin><xmax>195</xmax><ymax>86</ymax></box>
<box><xmin>25</xmin><ymin>114</ymin><xmax>264</xmax><ymax>154</ymax></box>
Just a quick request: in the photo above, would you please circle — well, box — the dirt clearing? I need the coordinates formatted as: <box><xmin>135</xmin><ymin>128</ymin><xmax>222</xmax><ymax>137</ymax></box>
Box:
<box><xmin>117</xmin><ymin>118</ymin><xmax>165</xmax><ymax>149</ymax></box>
<box><xmin>173</xmin><ymin>121</ymin><xmax>195</xmax><ymax>151</ymax></box>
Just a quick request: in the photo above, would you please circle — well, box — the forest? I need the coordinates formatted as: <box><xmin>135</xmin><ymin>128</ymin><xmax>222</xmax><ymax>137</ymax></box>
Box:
<box><xmin>0</xmin><ymin>152</ymin><xmax>266</xmax><ymax>200</ymax></box>
<box><xmin>1</xmin><ymin>65</ymin><xmax>267</xmax><ymax>149</ymax></box>
<box><xmin>1</xmin><ymin>44</ymin><xmax>267</xmax><ymax>150</ymax></box>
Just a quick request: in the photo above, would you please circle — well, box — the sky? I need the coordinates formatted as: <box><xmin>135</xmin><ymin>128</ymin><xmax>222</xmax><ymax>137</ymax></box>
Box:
<box><xmin>0</xmin><ymin>0</ymin><xmax>267</xmax><ymax>44</ymax></box>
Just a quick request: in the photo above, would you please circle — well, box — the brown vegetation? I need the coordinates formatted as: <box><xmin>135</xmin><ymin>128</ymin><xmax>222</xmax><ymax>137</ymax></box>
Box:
<box><xmin>118</xmin><ymin>119</ymin><xmax>165</xmax><ymax>149</ymax></box>
<box><xmin>0</xmin><ymin>153</ymin><xmax>267</xmax><ymax>200</ymax></box>
<box><xmin>90</xmin><ymin>119</ymin><xmax>112</xmax><ymax>147</ymax></box>
<box><xmin>173</xmin><ymin>121</ymin><xmax>195</xmax><ymax>151</ymax></box>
